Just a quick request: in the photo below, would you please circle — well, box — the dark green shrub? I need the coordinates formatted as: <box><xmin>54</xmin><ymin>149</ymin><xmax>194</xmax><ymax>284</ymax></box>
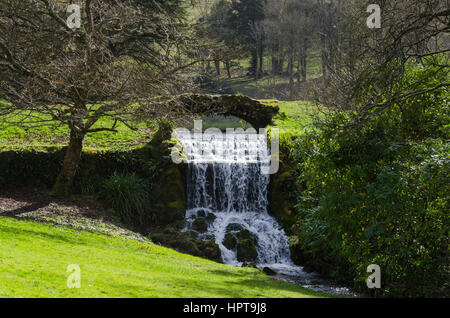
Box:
<box><xmin>0</xmin><ymin>149</ymin><xmax>64</xmax><ymax>188</ymax></box>
<box><xmin>287</xmin><ymin>62</ymin><xmax>449</xmax><ymax>297</ymax></box>
<box><xmin>295</xmin><ymin>135</ymin><xmax>449</xmax><ymax>296</ymax></box>
<box><xmin>0</xmin><ymin>146</ymin><xmax>158</xmax><ymax>193</ymax></box>
<box><xmin>99</xmin><ymin>172</ymin><xmax>150</xmax><ymax>226</ymax></box>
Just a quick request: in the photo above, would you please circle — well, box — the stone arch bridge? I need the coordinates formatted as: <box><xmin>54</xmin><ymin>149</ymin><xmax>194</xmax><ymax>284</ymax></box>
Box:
<box><xmin>143</xmin><ymin>94</ymin><xmax>280</xmax><ymax>129</ymax></box>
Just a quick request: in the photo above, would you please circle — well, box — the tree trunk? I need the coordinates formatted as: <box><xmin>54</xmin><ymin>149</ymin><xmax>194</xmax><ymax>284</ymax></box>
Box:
<box><xmin>301</xmin><ymin>55</ymin><xmax>307</xmax><ymax>82</ymax></box>
<box><xmin>277</xmin><ymin>57</ymin><xmax>284</xmax><ymax>75</ymax></box>
<box><xmin>225</xmin><ymin>61</ymin><xmax>231</xmax><ymax>78</ymax></box>
<box><xmin>318</xmin><ymin>1</ymin><xmax>329</xmax><ymax>80</ymax></box>
<box><xmin>299</xmin><ymin>37</ymin><xmax>308</xmax><ymax>82</ymax></box>
<box><xmin>271</xmin><ymin>41</ymin><xmax>279</xmax><ymax>75</ymax></box>
<box><xmin>258</xmin><ymin>43</ymin><xmax>264</xmax><ymax>78</ymax></box>
<box><xmin>320</xmin><ymin>34</ymin><xmax>329</xmax><ymax>80</ymax></box>
<box><xmin>271</xmin><ymin>55</ymin><xmax>277</xmax><ymax>75</ymax></box>
<box><xmin>214</xmin><ymin>60</ymin><xmax>221</xmax><ymax>76</ymax></box>
<box><xmin>288</xmin><ymin>53</ymin><xmax>294</xmax><ymax>99</ymax></box>
<box><xmin>50</xmin><ymin>128</ymin><xmax>85</xmax><ymax>197</ymax></box>
<box><xmin>250</xmin><ymin>49</ymin><xmax>258</xmax><ymax>78</ymax></box>
<box><xmin>253</xmin><ymin>48</ymin><xmax>259</xmax><ymax>80</ymax></box>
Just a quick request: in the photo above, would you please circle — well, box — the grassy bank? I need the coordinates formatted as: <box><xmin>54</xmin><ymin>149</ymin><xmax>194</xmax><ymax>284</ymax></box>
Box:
<box><xmin>0</xmin><ymin>217</ymin><xmax>328</xmax><ymax>298</ymax></box>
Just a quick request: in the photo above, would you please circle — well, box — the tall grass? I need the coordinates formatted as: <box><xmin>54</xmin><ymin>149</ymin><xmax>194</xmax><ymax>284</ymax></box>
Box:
<box><xmin>100</xmin><ymin>172</ymin><xmax>150</xmax><ymax>226</ymax></box>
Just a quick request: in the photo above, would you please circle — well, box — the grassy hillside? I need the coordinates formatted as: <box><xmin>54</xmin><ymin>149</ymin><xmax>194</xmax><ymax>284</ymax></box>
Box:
<box><xmin>0</xmin><ymin>217</ymin><xmax>328</xmax><ymax>298</ymax></box>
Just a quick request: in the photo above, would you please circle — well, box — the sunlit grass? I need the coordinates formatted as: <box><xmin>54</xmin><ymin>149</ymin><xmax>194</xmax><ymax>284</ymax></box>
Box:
<box><xmin>0</xmin><ymin>110</ymin><xmax>148</xmax><ymax>151</ymax></box>
<box><xmin>0</xmin><ymin>217</ymin><xmax>330</xmax><ymax>298</ymax></box>
<box><xmin>261</xmin><ymin>100</ymin><xmax>321</xmax><ymax>136</ymax></box>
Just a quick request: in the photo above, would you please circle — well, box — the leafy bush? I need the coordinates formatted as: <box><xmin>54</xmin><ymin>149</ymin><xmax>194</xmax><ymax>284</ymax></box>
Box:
<box><xmin>99</xmin><ymin>172</ymin><xmax>150</xmax><ymax>226</ymax></box>
<box><xmin>294</xmin><ymin>136</ymin><xmax>449</xmax><ymax>296</ymax></box>
<box><xmin>288</xmin><ymin>63</ymin><xmax>449</xmax><ymax>297</ymax></box>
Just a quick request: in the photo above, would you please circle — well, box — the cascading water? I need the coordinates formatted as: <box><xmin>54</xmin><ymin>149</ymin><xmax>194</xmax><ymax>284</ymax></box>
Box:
<box><xmin>178</xmin><ymin>128</ymin><xmax>355</xmax><ymax>296</ymax></box>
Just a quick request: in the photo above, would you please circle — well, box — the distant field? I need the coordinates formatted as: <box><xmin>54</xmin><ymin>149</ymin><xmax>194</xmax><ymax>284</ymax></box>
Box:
<box><xmin>0</xmin><ymin>217</ymin><xmax>328</xmax><ymax>298</ymax></box>
<box><xmin>208</xmin><ymin>50</ymin><xmax>323</xmax><ymax>101</ymax></box>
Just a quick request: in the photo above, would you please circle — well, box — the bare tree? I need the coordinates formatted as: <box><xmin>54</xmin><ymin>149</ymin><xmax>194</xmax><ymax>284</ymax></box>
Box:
<box><xmin>314</xmin><ymin>0</ymin><xmax>449</xmax><ymax>122</ymax></box>
<box><xmin>0</xmin><ymin>0</ymin><xmax>194</xmax><ymax>196</ymax></box>
<box><xmin>263</xmin><ymin>0</ymin><xmax>316</xmax><ymax>97</ymax></box>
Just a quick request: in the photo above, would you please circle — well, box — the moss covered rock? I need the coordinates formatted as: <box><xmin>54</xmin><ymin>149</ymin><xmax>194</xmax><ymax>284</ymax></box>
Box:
<box><xmin>147</xmin><ymin>120</ymin><xmax>187</xmax><ymax>227</ymax></box>
<box><xmin>192</xmin><ymin>217</ymin><xmax>208</xmax><ymax>233</ymax></box>
<box><xmin>269</xmin><ymin>153</ymin><xmax>300</xmax><ymax>234</ymax></box>
<box><xmin>262</xmin><ymin>267</ymin><xmax>277</xmax><ymax>276</ymax></box>
<box><xmin>222</xmin><ymin>224</ymin><xmax>258</xmax><ymax>264</ymax></box>
<box><xmin>150</xmin><ymin>226</ymin><xmax>221</xmax><ymax>263</ymax></box>
<box><xmin>236</xmin><ymin>229</ymin><xmax>258</xmax><ymax>264</ymax></box>
<box><xmin>150</xmin><ymin>164</ymin><xmax>186</xmax><ymax>226</ymax></box>
<box><xmin>226</xmin><ymin>223</ymin><xmax>245</xmax><ymax>232</ymax></box>
<box><xmin>205</xmin><ymin>212</ymin><xmax>216</xmax><ymax>223</ymax></box>
<box><xmin>157</xmin><ymin>94</ymin><xmax>279</xmax><ymax>129</ymax></box>
<box><xmin>223</xmin><ymin>232</ymin><xmax>237</xmax><ymax>250</ymax></box>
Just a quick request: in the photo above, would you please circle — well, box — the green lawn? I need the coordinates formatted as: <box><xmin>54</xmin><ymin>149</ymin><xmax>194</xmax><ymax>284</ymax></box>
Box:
<box><xmin>0</xmin><ymin>103</ymin><xmax>149</xmax><ymax>152</ymax></box>
<box><xmin>0</xmin><ymin>217</ymin><xmax>328</xmax><ymax>298</ymax></box>
<box><xmin>262</xmin><ymin>100</ymin><xmax>321</xmax><ymax>136</ymax></box>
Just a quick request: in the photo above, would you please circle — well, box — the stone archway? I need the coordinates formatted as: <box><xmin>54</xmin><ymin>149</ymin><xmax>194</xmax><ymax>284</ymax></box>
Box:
<box><xmin>148</xmin><ymin>94</ymin><xmax>279</xmax><ymax>129</ymax></box>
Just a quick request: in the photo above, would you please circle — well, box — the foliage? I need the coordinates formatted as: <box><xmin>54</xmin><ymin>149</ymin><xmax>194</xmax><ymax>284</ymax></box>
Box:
<box><xmin>315</xmin><ymin>1</ymin><xmax>449</xmax><ymax>117</ymax></box>
<box><xmin>0</xmin><ymin>149</ymin><xmax>65</xmax><ymax>189</ymax></box>
<box><xmin>199</xmin><ymin>0</ymin><xmax>265</xmax><ymax>75</ymax></box>
<box><xmin>99</xmin><ymin>173</ymin><xmax>150</xmax><ymax>227</ymax></box>
<box><xmin>150</xmin><ymin>226</ymin><xmax>222</xmax><ymax>263</ymax></box>
<box><xmin>290</xmin><ymin>63</ymin><xmax>449</xmax><ymax>297</ymax></box>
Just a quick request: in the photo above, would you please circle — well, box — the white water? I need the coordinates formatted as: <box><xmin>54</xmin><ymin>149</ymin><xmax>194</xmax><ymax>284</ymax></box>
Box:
<box><xmin>178</xmin><ymin>131</ymin><xmax>356</xmax><ymax>296</ymax></box>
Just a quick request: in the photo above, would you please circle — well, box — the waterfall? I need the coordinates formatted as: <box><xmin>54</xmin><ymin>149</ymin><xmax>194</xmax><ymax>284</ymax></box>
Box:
<box><xmin>176</xmin><ymin>127</ymin><xmax>356</xmax><ymax>296</ymax></box>
<box><xmin>178</xmin><ymin>129</ymin><xmax>295</xmax><ymax>268</ymax></box>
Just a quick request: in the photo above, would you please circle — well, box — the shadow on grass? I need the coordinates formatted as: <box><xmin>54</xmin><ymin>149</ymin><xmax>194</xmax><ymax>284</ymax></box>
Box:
<box><xmin>154</xmin><ymin>273</ymin><xmax>327</xmax><ymax>298</ymax></box>
<box><xmin>0</xmin><ymin>222</ymin><xmax>86</xmax><ymax>246</ymax></box>
<box><xmin>2</xmin><ymin>201</ymin><xmax>50</xmax><ymax>217</ymax></box>
<box><xmin>205</xmin><ymin>269</ymin><xmax>329</xmax><ymax>298</ymax></box>
<box><xmin>0</xmin><ymin>187</ymin><xmax>142</xmax><ymax>236</ymax></box>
